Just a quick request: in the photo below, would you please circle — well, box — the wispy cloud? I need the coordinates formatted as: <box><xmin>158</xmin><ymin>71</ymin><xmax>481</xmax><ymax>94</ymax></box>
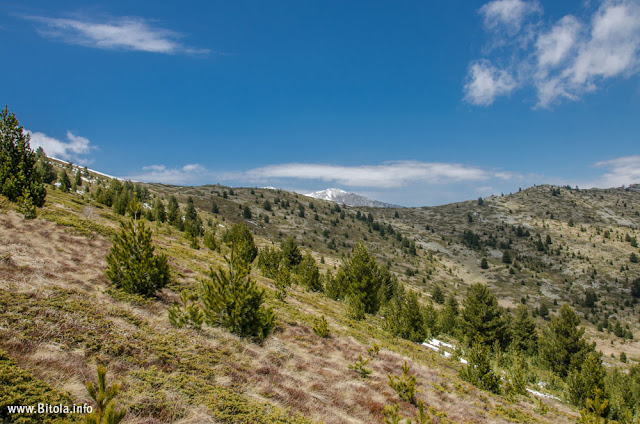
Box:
<box><xmin>480</xmin><ymin>0</ymin><xmax>542</xmax><ymax>33</ymax></box>
<box><xmin>27</xmin><ymin>130</ymin><xmax>96</xmax><ymax>163</ymax></box>
<box><xmin>127</xmin><ymin>163</ymin><xmax>218</xmax><ymax>185</ymax></box>
<box><xmin>590</xmin><ymin>156</ymin><xmax>640</xmax><ymax>187</ymax></box>
<box><xmin>21</xmin><ymin>15</ymin><xmax>208</xmax><ymax>54</ymax></box>
<box><xmin>127</xmin><ymin>160</ymin><xmax>520</xmax><ymax>188</ymax></box>
<box><xmin>465</xmin><ymin>0</ymin><xmax>640</xmax><ymax>107</ymax></box>
<box><xmin>243</xmin><ymin>161</ymin><xmax>517</xmax><ymax>188</ymax></box>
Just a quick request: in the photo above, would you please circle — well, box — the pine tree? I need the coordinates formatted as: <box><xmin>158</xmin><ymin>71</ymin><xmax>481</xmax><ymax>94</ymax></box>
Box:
<box><xmin>83</xmin><ymin>365</ymin><xmax>127</xmax><ymax>424</ymax></box>
<box><xmin>257</xmin><ymin>246</ymin><xmax>283</xmax><ymax>279</ymax></box>
<box><xmin>58</xmin><ymin>169</ymin><xmax>71</xmax><ymax>192</ymax></box>
<box><xmin>0</xmin><ymin>106</ymin><xmax>46</xmax><ymax>207</ymax></box>
<box><xmin>388</xmin><ymin>361</ymin><xmax>417</xmax><ymax>403</ymax></box>
<box><xmin>539</xmin><ymin>303</ymin><xmax>594</xmax><ymax>377</ymax></box>
<box><xmin>242</xmin><ymin>205</ymin><xmax>252</xmax><ymax>219</ymax></box>
<box><xmin>567</xmin><ymin>352</ymin><xmax>606</xmax><ymax>407</ymax></box>
<box><xmin>510</xmin><ymin>305</ymin><xmax>538</xmax><ymax>354</ymax></box>
<box><xmin>273</xmin><ymin>260</ymin><xmax>291</xmax><ymax>300</ymax></box>
<box><xmin>105</xmin><ymin>219</ymin><xmax>171</xmax><ymax>296</ymax></box>
<box><xmin>297</xmin><ymin>252</ymin><xmax>322</xmax><ymax>292</ymax></box>
<box><xmin>203</xmin><ymin>227</ymin><xmax>217</xmax><ymax>250</ymax></box>
<box><xmin>223</xmin><ymin>223</ymin><xmax>258</xmax><ymax>268</ymax></box>
<box><xmin>480</xmin><ymin>258</ymin><xmax>489</xmax><ymax>269</ymax></box>
<box><xmin>35</xmin><ymin>149</ymin><xmax>56</xmax><ymax>183</ymax></box>
<box><xmin>200</xmin><ymin>250</ymin><xmax>275</xmax><ymax>340</ymax></box>
<box><xmin>75</xmin><ymin>169</ymin><xmax>82</xmax><ymax>187</ymax></box>
<box><xmin>502</xmin><ymin>251</ymin><xmax>512</xmax><ymax>264</ymax></box>
<box><xmin>459</xmin><ymin>334</ymin><xmax>501</xmax><ymax>394</ymax></box>
<box><xmin>280</xmin><ymin>236</ymin><xmax>302</xmax><ymax>268</ymax></box>
<box><xmin>438</xmin><ymin>293</ymin><xmax>459</xmax><ymax>335</ymax></box>
<box><xmin>460</xmin><ymin>283</ymin><xmax>509</xmax><ymax>348</ymax></box>
<box><xmin>336</xmin><ymin>242</ymin><xmax>384</xmax><ymax>319</ymax></box>
<box><xmin>166</xmin><ymin>195</ymin><xmax>182</xmax><ymax>229</ymax></box>
<box><xmin>383</xmin><ymin>289</ymin><xmax>428</xmax><ymax>342</ymax></box>
<box><xmin>152</xmin><ymin>198</ymin><xmax>166</xmax><ymax>223</ymax></box>
<box><xmin>184</xmin><ymin>197</ymin><xmax>203</xmax><ymax>239</ymax></box>
<box><xmin>211</xmin><ymin>201</ymin><xmax>219</xmax><ymax>214</ymax></box>
<box><xmin>431</xmin><ymin>285</ymin><xmax>445</xmax><ymax>304</ymax></box>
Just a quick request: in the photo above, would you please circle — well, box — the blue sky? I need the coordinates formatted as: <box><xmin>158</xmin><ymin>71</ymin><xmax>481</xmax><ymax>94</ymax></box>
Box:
<box><xmin>1</xmin><ymin>0</ymin><xmax>639</xmax><ymax>206</ymax></box>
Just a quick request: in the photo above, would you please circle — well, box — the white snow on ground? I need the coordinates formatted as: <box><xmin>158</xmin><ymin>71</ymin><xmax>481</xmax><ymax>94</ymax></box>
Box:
<box><xmin>526</xmin><ymin>388</ymin><xmax>560</xmax><ymax>400</ymax></box>
<box><xmin>422</xmin><ymin>339</ymin><xmax>467</xmax><ymax>364</ymax></box>
<box><xmin>430</xmin><ymin>339</ymin><xmax>455</xmax><ymax>349</ymax></box>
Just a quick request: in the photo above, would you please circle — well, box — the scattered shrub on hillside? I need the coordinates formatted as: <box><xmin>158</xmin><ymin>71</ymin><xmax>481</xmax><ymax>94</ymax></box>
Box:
<box><xmin>168</xmin><ymin>292</ymin><xmax>204</xmax><ymax>330</ymax></box>
<box><xmin>312</xmin><ymin>315</ymin><xmax>330</xmax><ymax>338</ymax></box>
<box><xmin>106</xmin><ymin>219</ymin><xmax>171</xmax><ymax>297</ymax></box>
<box><xmin>348</xmin><ymin>356</ymin><xmax>371</xmax><ymax>378</ymax></box>
<box><xmin>84</xmin><ymin>364</ymin><xmax>127</xmax><ymax>424</ymax></box>
<box><xmin>388</xmin><ymin>361</ymin><xmax>417</xmax><ymax>404</ymax></box>
<box><xmin>200</xmin><ymin>250</ymin><xmax>275</xmax><ymax>341</ymax></box>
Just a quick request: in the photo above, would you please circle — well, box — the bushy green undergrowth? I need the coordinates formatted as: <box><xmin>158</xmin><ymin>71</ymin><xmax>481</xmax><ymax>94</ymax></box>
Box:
<box><xmin>0</xmin><ymin>350</ymin><xmax>78</xmax><ymax>423</ymax></box>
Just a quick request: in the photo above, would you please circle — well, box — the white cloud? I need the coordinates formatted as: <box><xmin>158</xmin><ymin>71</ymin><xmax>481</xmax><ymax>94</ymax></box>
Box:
<box><xmin>27</xmin><ymin>130</ymin><xmax>95</xmax><ymax>162</ymax></box>
<box><xmin>22</xmin><ymin>15</ymin><xmax>208</xmax><ymax>54</ymax></box>
<box><xmin>128</xmin><ymin>163</ymin><xmax>215</xmax><ymax>185</ymax></box>
<box><xmin>480</xmin><ymin>0</ymin><xmax>542</xmax><ymax>33</ymax></box>
<box><xmin>591</xmin><ymin>155</ymin><xmax>640</xmax><ymax>187</ymax></box>
<box><xmin>463</xmin><ymin>60</ymin><xmax>517</xmax><ymax>105</ymax></box>
<box><xmin>243</xmin><ymin>161</ymin><xmax>514</xmax><ymax>188</ymax></box>
<box><xmin>467</xmin><ymin>0</ymin><xmax>640</xmax><ymax>108</ymax></box>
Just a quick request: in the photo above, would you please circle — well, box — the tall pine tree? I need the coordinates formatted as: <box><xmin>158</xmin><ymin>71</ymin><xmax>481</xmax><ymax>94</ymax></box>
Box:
<box><xmin>0</xmin><ymin>106</ymin><xmax>46</xmax><ymax>207</ymax></box>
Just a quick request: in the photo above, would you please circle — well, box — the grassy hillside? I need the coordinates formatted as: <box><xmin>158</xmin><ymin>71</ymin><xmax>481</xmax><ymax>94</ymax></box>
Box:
<box><xmin>1</xmin><ymin>160</ymin><xmax>639</xmax><ymax>423</ymax></box>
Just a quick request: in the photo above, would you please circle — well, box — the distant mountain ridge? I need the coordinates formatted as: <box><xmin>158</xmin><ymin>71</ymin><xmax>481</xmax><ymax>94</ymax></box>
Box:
<box><xmin>304</xmin><ymin>188</ymin><xmax>402</xmax><ymax>208</ymax></box>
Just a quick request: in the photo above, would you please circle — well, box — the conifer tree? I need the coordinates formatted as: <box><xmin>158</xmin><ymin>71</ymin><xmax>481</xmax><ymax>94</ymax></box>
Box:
<box><xmin>297</xmin><ymin>252</ymin><xmax>322</xmax><ymax>292</ymax></box>
<box><xmin>461</xmin><ymin>283</ymin><xmax>509</xmax><ymax>348</ymax></box>
<box><xmin>83</xmin><ymin>365</ymin><xmax>127</xmax><ymax>424</ymax></box>
<box><xmin>438</xmin><ymin>293</ymin><xmax>459</xmax><ymax>336</ymax></box>
<box><xmin>336</xmin><ymin>242</ymin><xmax>384</xmax><ymax>319</ymax></box>
<box><xmin>567</xmin><ymin>352</ymin><xmax>606</xmax><ymax>407</ymax></box>
<box><xmin>539</xmin><ymin>303</ymin><xmax>593</xmax><ymax>377</ymax></box>
<box><xmin>223</xmin><ymin>222</ymin><xmax>258</xmax><ymax>268</ymax></box>
<box><xmin>105</xmin><ymin>219</ymin><xmax>171</xmax><ymax>296</ymax></box>
<box><xmin>166</xmin><ymin>195</ymin><xmax>182</xmax><ymax>229</ymax></box>
<box><xmin>203</xmin><ymin>227</ymin><xmax>217</xmax><ymax>250</ymax></box>
<box><xmin>200</xmin><ymin>249</ymin><xmax>275</xmax><ymax>340</ymax></box>
<box><xmin>75</xmin><ymin>169</ymin><xmax>82</xmax><ymax>187</ymax></box>
<box><xmin>152</xmin><ymin>198</ymin><xmax>166</xmax><ymax>223</ymax></box>
<box><xmin>58</xmin><ymin>169</ymin><xmax>71</xmax><ymax>192</ymax></box>
<box><xmin>0</xmin><ymin>106</ymin><xmax>46</xmax><ymax>206</ymax></box>
<box><xmin>280</xmin><ymin>236</ymin><xmax>302</xmax><ymax>268</ymax></box>
<box><xmin>273</xmin><ymin>260</ymin><xmax>291</xmax><ymax>300</ymax></box>
<box><xmin>257</xmin><ymin>246</ymin><xmax>283</xmax><ymax>279</ymax></box>
<box><xmin>184</xmin><ymin>196</ymin><xmax>203</xmax><ymax>239</ymax></box>
<box><xmin>383</xmin><ymin>289</ymin><xmax>428</xmax><ymax>342</ymax></box>
<box><xmin>510</xmin><ymin>304</ymin><xmax>538</xmax><ymax>354</ymax></box>
<box><xmin>35</xmin><ymin>149</ymin><xmax>56</xmax><ymax>184</ymax></box>
<box><xmin>459</xmin><ymin>334</ymin><xmax>501</xmax><ymax>394</ymax></box>
<box><xmin>377</xmin><ymin>265</ymin><xmax>400</xmax><ymax>306</ymax></box>
<box><xmin>431</xmin><ymin>285</ymin><xmax>445</xmax><ymax>304</ymax></box>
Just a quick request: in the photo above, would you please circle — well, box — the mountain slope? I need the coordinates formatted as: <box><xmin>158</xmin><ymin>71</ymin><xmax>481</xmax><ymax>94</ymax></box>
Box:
<box><xmin>305</xmin><ymin>188</ymin><xmax>401</xmax><ymax>208</ymax></box>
